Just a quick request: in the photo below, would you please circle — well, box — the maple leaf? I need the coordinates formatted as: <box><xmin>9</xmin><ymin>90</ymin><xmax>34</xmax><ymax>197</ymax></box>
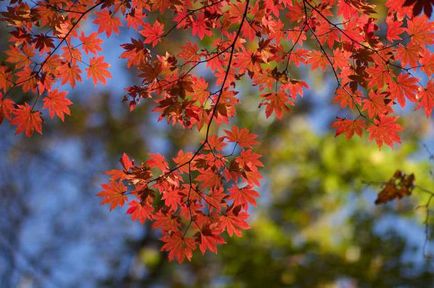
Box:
<box><xmin>11</xmin><ymin>103</ymin><xmax>42</xmax><ymax>137</ymax></box>
<box><xmin>93</xmin><ymin>10</ymin><xmax>122</xmax><ymax>37</ymax></box>
<box><xmin>105</xmin><ymin>169</ymin><xmax>127</xmax><ymax>181</ymax></box>
<box><xmin>87</xmin><ymin>56</ymin><xmax>111</xmax><ymax>85</ymax></box>
<box><xmin>333</xmin><ymin>88</ymin><xmax>361</xmax><ymax>109</ymax></box>
<box><xmin>388</xmin><ymin>73</ymin><xmax>418</xmax><ymax>107</ymax></box>
<box><xmin>150</xmin><ymin>0</ymin><xmax>172</xmax><ymax>12</ymax></box>
<box><xmin>406</xmin><ymin>13</ymin><xmax>434</xmax><ymax>46</ymax></box>
<box><xmin>333</xmin><ymin>49</ymin><xmax>352</xmax><ymax>70</ymax></box>
<box><xmin>173</xmin><ymin>150</ymin><xmax>193</xmax><ymax>173</ymax></box>
<box><xmin>146</xmin><ymin>153</ymin><xmax>168</xmax><ymax>172</ymax></box>
<box><xmin>386</xmin><ymin>19</ymin><xmax>405</xmax><ymax>42</ymax></box>
<box><xmin>198</xmin><ymin>229</ymin><xmax>225</xmax><ymax>254</ymax></box>
<box><xmin>178</xmin><ymin>42</ymin><xmax>200</xmax><ymax>62</ymax></box>
<box><xmin>141</xmin><ymin>20</ymin><xmax>164</xmax><ymax>47</ymax></box>
<box><xmin>121</xmin><ymin>38</ymin><xmax>150</xmax><ymax>68</ymax></box>
<box><xmin>62</xmin><ymin>46</ymin><xmax>82</xmax><ymax>64</ymax></box>
<box><xmin>42</xmin><ymin>89</ymin><xmax>72</xmax><ymax>121</ymax></box>
<box><xmin>418</xmin><ymin>79</ymin><xmax>434</xmax><ymax>116</ymax></box>
<box><xmin>33</xmin><ymin>33</ymin><xmax>54</xmax><ymax>53</ymax></box>
<box><xmin>362</xmin><ymin>91</ymin><xmax>393</xmax><ymax>118</ymax></box>
<box><xmin>225</xmin><ymin>126</ymin><xmax>258</xmax><ymax>148</ymax></box>
<box><xmin>236</xmin><ymin>150</ymin><xmax>263</xmax><ymax>186</ymax></box>
<box><xmin>207</xmin><ymin>135</ymin><xmax>227</xmax><ymax>151</ymax></box>
<box><xmin>126</xmin><ymin>200</ymin><xmax>153</xmax><ymax>223</ymax></box>
<box><xmin>218</xmin><ymin>210</ymin><xmax>250</xmax><ymax>237</ymax></box>
<box><xmin>332</xmin><ymin>118</ymin><xmax>366</xmax><ymax>139</ymax></box>
<box><xmin>0</xmin><ymin>65</ymin><xmax>12</xmax><ymax>92</ymax></box>
<box><xmin>0</xmin><ymin>93</ymin><xmax>14</xmax><ymax>124</ymax></box>
<box><xmin>229</xmin><ymin>185</ymin><xmax>259</xmax><ymax>207</ymax></box>
<box><xmin>191</xmin><ymin>13</ymin><xmax>212</xmax><ymax>40</ymax></box>
<box><xmin>367</xmin><ymin>65</ymin><xmax>391</xmax><ymax>89</ymax></box>
<box><xmin>120</xmin><ymin>152</ymin><xmax>134</xmax><ymax>171</ymax></box>
<box><xmin>204</xmin><ymin>187</ymin><xmax>227</xmax><ymax>210</ymax></box>
<box><xmin>197</xmin><ymin>169</ymin><xmax>222</xmax><ymax>189</ymax></box>
<box><xmin>152</xmin><ymin>211</ymin><xmax>181</xmax><ymax>232</ymax></box>
<box><xmin>368</xmin><ymin>116</ymin><xmax>402</xmax><ymax>148</ymax></box>
<box><xmin>125</xmin><ymin>8</ymin><xmax>146</xmax><ymax>29</ymax></box>
<box><xmin>97</xmin><ymin>180</ymin><xmax>127</xmax><ymax>210</ymax></box>
<box><xmin>161</xmin><ymin>187</ymin><xmax>183</xmax><ymax>211</ymax></box>
<box><xmin>161</xmin><ymin>232</ymin><xmax>196</xmax><ymax>263</ymax></box>
<box><xmin>310</xmin><ymin>50</ymin><xmax>328</xmax><ymax>70</ymax></box>
<box><xmin>396</xmin><ymin>43</ymin><xmax>420</xmax><ymax>67</ymax></box>
<box><xmin>420</xmin><ymin>50</ymin><xmax>434</xmax><ymax>75</ymax></box>
<box><xmin>261</xmin><ymin>91</ymin><xmax>290</xmax><ymax>119</ymax></box>
<box><xmin>375</xmin><ymin>170</ymin><xmax>415</xmax><ymax>204</ymax></box>
<box><xmin>57</xmin><ymin>62</ymin><xmax>82</xmax><ymax>88</ymax></box>
<box><xmin>190</xmin><ymin>76</ymin><xmax>210</xmax><ymax>105</ymax></box>
<box><xmin>79</xmin><ymin>32</ymin><xmax>103</xmax><ymax>54</ymax></box>
<box><xmin>5</xmin><ymin>45</ymin><xmax>34</xmax><ymax>68</ymax></box>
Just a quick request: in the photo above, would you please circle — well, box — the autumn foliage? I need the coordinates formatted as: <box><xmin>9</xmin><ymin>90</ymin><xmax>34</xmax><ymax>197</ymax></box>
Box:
<box><xmin>0</xmin><ymin>0</ymin><xmax>433</xmax><ymax>262</ymax></box>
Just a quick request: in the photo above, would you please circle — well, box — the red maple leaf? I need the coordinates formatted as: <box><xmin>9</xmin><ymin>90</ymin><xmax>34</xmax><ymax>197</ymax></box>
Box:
<box><xmin>140</xmin><ymin>20</ymin><xmax>164</xmax><ymax>47</ymax></box>
<box><xmin>97</xmin><ymin>180</ymin><xmax>127</xmax><ymax>210</ymax></box>
<box><xmin>418</xmin><ymin>79</ymin><xmax>434</xmax><ymax>116</ymax></box>
<box><xmin>0</xmin><ymin>65</ymin><xmax>11</xmax><ymax>92</ymax></box>
<box><xmin>87</xmin><ymin>56</ymin><xmax>111</xmax><ymax>85</ymax></box>
<box><xmin>386</xmin><ymin>19</ymin><xmax>405</xmax><ymax>42</ymax></box>
<box><xmin>93</xmin><ymin>10</ymin><xmax>122</xmax><ymax>37</ymax></box>
<box><xmin>396</xmin><ymin>43</ymin><xmax>420</xmax><ymax>67</ymax></box>
<box><xmin>120</xmin><ymin>152</ymin><xmax>134</xmax><ymax>171</ymax></box>
<box><xmin>0</xmin><ymin>93</ymin><xmax>14</xmax><ymax>124</ymax></box>
<box><xmin>198</xmin><ymin>229</ymin><xmax>225</xmax><ymax>254</ymax></box>
<box><xmin>333</xmin><ymin>88</ymin><xmax>361</xmax><ymax>109</ymax></box>
<box><xmin>11</xmin><ymin>103</ymin><xmax>43</xmax><ymax>137</ymax></box>
<box><xmin>332</xmin><ymin>118</ymin><xmax>366</xmax><ymax>139</ymax></box>
<box><xmin>191</xmin><ymin>13</ymin><xmax>212</xmax><ymax>40</ymax></box>
<box><xmin>229</xmin><ymin>185</ymin><xmax>259</xmax><ymax>207</ymax></box>
<box><xmin>79</xmin><ymin>32</ymin><xmax>103</xmax><ymax>54</ymax></box>
<box><xmin>161</xmin><ymin>232</ymin><xmax>196</xmax><ymax>263</ymax></box>
<box><xmin>218</xmin><ymin>210</ymin><xmax>250</xmax><ymax>237</ymax></box>
<box><xmin>126</xmin><ymin>200</ymin><xmax>153</xmax><ymax>224</ymax></box>
<box><xmin>362</xmin><ymin>91</ymin><xmax>393</xmax><ymax>118</ymax></box>
<box><xmin>388</xmin><ymin>73</ymin><xmax>418</xmax><ymax>107</ymax></box>
<box><xmin>368</xmin><ymin>116</ymin><xmax>402</xmax><ymax>148</ymax></box>
<box><xmin>43</xmin><ymin>89</ymin><xmax>72</xmax><ymax>121</ymax></box>
<box><xmin>57</xmin><ymin>62</ymin><xmax>82</xmax><ymax>88</ymax></box>
<box><xmin>225</xmin><ymin>126</ymin><xmax>258</xmax><ymax>148</ymax></box>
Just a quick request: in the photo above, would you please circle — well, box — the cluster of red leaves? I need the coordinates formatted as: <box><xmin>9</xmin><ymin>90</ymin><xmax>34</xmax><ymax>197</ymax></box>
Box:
<box><xmin>0</xmin><ymin>0</ymin><xmax>433</xmax><ymax>262</ymax></box>
<box><xmin>99</xmin><ymin>127</ymin><xmax>261</xmax><ymax>263</ymax></box>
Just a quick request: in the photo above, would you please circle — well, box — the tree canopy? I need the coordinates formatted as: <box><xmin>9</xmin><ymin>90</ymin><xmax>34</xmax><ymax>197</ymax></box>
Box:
<box><xmin>0</xmin><ymin>0</ymin><xmax>433</xmax><ymax>264</ymax></box>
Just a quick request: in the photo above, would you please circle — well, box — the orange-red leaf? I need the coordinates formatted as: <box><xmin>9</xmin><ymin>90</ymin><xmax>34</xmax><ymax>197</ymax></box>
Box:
<box><xmin>140</xmin><ymin>20</ymin><xmax>164</xmax><ymax>47</ymax></box>
<box><xmin>79</xmin><ymin>32</ymin><xmax>103</xmax><ymax>54</ymax></box>
<box><xmin>368</xmin><ymin>116</ymin><xmax>402</xmax><ymax>148</ymax></box>
<box><xmin>0</xmin><ymin>93</ymin><xmax>15</xmax><ymax>124</ymax></box>
<box><xmin>93</xmin><ymin>10</ymin><xmax>122</xmax><ymax>37</ymax></box>
<box><xmin>97</xmin><ymin>180</ymin><xmax>127</xmax><ymax>210</ymax></box>
<box><xmin>225</xmin><ymin>126</ymin><xmax>258</xmax><ymax>148</ymax></box>
<box><xmin>126</xmin><ymin>200</ymin><xmax>153</xmax><ymax>223</ymax></box>
<box><xmin>332</xmin><ymin>118</ymin><xmax>366</xmax><ymax>139</ymax></box>
<box><xmin>11</xmin><ymin>103</ymin><xmax>42</xmax><ymax>137</ymax></box>
<box><xmin>161</xmin><ymin>232</ymin><xmax>196</xmax><ymax>263</ymax></box>
<box><xmin>43</xmin><ymin>89</ymin><xmax>72</xmax><ymax>121</ymax></box>
<box><xmin>87</xmin><ymin>56</ymin><xmax>111</xmax><ymax>85</ymax></box>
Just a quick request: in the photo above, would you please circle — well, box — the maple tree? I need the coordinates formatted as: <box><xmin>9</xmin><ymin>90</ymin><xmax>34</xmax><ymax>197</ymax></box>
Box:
<box><xmin>0</xmin><ymin>0</ymin><xmax>433</xmax><ymax>263</ymax></box>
